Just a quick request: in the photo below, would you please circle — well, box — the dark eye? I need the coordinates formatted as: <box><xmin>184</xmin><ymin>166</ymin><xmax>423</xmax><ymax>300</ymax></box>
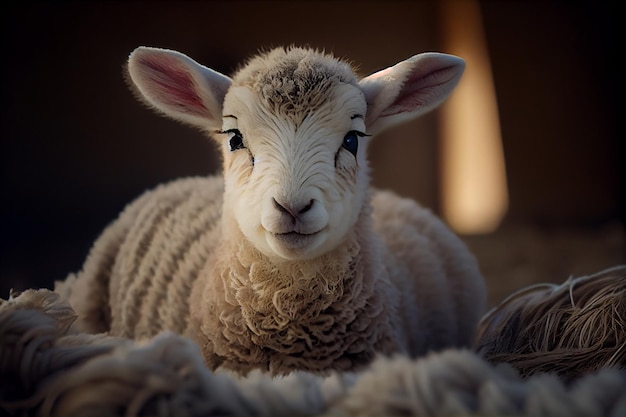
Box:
<box><xmin>342</xmin><ymin>131</ymin><xmax>360</xmax><ymax>157</ymax></box>
<box><xmin>226</xmin><ymin>129</ymin><xmax>245</xmax><ymax>151</ymax></box>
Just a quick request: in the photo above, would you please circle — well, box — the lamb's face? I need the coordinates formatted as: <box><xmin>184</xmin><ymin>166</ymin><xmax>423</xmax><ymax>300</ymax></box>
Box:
<box><xmin>127</xmin><ymin>46</ymin><xmax>466</xmax><ymax>262</ymax></box>
<box><xmin>219</xmin><ymin>83</ymin><xmax>370</xmax><ymax>261</ymax></box>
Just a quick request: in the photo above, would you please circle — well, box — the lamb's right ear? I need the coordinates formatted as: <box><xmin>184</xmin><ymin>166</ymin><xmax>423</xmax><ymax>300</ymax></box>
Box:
<box><xmin>127</xmin><ymin>47</ymin><xmax>232</xmax><ymax>131</ymax></box>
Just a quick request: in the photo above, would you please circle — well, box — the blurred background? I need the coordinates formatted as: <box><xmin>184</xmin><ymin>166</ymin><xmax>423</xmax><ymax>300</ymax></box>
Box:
<box><xmin>1</xmin><ymin>1</ymin><xmax>621</xmax><ymax>306</ymax></box>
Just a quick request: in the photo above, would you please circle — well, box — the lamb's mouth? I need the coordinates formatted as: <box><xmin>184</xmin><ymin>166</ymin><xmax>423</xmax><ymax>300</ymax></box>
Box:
<box><xmin>273</xmin><ymin>231</ymin><xmax>322</xmax><ymax>250</ymax></box>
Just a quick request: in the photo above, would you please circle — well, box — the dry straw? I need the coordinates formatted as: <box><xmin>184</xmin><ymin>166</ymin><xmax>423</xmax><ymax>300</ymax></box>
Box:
<box><xmin>475</xmin><ymin>265</ymin><xmax>626</xmax><ymax>381</ymax></box>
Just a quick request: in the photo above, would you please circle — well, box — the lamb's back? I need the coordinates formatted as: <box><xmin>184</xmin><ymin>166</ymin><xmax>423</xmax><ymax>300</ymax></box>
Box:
<box><xmin>64</xmin><ymin>176</ymin><xmax>224</xmax><ymax>338</ymax></box>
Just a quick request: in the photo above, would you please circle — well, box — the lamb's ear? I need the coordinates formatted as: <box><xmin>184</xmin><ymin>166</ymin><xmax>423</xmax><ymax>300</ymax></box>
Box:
<box><xmin>359</xmin><ymin>53</ymin><xmax>465</xmax><ymax>135</ymax></box>
<box><xmin>127</xmin><ymin>47</ymin><xmax>232</xmax><ymax>131</ymax></box>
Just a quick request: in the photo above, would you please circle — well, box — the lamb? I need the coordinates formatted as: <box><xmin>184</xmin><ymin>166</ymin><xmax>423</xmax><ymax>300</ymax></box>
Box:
<box><xmin>58</xmin><ymin>46</ymin><xmax>486</xmax><ymax>375</ymax></box>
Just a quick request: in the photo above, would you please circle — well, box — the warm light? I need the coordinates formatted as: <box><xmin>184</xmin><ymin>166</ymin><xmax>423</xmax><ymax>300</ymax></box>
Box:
<box><xmin>438</xmin><ymin>0</ymin><xmax>508</xmax><ymax>234</ymax></box>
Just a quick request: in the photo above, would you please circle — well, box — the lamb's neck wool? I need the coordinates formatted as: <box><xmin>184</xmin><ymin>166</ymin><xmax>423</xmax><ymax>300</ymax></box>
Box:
<box><xmin>192</xmin><ymin>208</ymin><xmax>401</xmax><ymax>375</ymax></box>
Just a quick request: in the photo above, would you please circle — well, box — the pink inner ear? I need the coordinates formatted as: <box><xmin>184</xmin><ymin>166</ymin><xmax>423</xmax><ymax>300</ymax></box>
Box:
<box><xmin>139</xmin><ymin>54</ymin><xmax>208</xmax><ymax>115</ymax></box>
<box><xmin>380</xmin><ymin>64</ymin><xmax>458</xmax><ymax>117</ymax></box>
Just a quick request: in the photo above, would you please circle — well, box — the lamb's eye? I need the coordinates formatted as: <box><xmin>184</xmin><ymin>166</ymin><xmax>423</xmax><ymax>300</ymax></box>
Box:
<box><xmin>226</xmin><ymin>129</ymin><xmax>245</xmax><ymax>152</ymax></box>
<box><xmin>342</xmin><ymin>131</ymin><xmax>359</xmax><ymax>157</ymax></box>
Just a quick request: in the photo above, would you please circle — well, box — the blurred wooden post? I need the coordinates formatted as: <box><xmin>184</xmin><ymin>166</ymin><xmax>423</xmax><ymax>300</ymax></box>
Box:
<box><xmin>438</xmin><ymin>0</ymin><xmax>508</xmax><ymax>234</ymax></box>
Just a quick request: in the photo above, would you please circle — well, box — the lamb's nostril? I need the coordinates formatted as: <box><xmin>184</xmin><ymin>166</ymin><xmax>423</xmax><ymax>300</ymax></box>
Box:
<box><xmin>273</xmin><ymin>198</ymin><xmax>297</xmax><ymax>219</ymax></box>
<box><xmin>299</xmin><ymin>199</ymin><xmax>314</xmax><ymax>214</ymax></box>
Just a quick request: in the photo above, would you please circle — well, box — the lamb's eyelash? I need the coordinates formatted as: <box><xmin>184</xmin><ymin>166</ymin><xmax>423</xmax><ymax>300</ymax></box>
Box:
<box><xmin>217</xmin><ymin>128</ymin><xmax>240</xmax><ymax>135</ymax></box>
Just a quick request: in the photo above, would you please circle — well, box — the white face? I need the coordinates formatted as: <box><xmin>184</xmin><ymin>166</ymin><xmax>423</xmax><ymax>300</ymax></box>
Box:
<box><xmin>218</xmin><ymin>84</ymin><xmax>370</xmax><ymax>261</ymax></box>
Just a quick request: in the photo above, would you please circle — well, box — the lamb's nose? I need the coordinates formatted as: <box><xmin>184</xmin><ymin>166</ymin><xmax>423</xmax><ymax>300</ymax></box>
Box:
<box><xmin>273</xmin><ymin>198</ymin><xmax>315</xmax><ymax>219</ymax></box>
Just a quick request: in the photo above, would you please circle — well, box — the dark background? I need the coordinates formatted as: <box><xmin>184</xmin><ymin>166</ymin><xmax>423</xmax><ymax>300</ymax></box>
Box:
<box><xmin>1</xmin><ymin>1</ymin><xmax>621</xmax><ymax>304</ymax></box>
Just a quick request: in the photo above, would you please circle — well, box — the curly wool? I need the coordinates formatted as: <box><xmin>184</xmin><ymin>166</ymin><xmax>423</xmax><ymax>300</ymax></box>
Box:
<box><xmin>190</xmin><ymin>224</ymin><xmax>399</xmax><ymax>374</ymax></box>
<box><xmin>232</xmin><ymin>46</ymin><xmax>358</xmax><ymax>120</ymax></box>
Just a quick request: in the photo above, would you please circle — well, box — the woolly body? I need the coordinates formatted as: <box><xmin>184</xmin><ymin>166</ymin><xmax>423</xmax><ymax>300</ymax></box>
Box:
<box><xmin>60</xmin><ymin>46</ymin><xmax>486</xmax><ymax>375</ymax></box>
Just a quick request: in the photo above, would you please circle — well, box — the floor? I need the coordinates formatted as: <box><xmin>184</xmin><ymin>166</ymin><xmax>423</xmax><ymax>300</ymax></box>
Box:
<box><xmin>462</xmin><ymin>222</ymin><xmax>624</xmax><ymax>307</ymax></box>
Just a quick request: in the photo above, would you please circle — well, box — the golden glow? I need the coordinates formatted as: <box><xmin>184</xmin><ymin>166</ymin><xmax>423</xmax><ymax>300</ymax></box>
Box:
<box><xmin>438</xmin><ymin>0</ymin><xmax>508</xmax><ymax>234</ymax></box>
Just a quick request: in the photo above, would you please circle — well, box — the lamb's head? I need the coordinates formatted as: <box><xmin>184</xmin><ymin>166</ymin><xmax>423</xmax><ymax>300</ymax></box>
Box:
<box><xmin>127</xmin><ymin>46</ymin><xmax>464</xmax><ymax>261</ymax></box>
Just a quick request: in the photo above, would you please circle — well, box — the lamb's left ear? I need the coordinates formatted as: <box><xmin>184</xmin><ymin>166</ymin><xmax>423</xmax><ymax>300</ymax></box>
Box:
<box><xmin>359</xmin><ymin>53</ymin><xmax>465</xmax><ymax>134</ymax></box>
<box><xmin>127</xmin><ymin>47</ymin><xmax>232</xmax><ymax>132</ymax></box>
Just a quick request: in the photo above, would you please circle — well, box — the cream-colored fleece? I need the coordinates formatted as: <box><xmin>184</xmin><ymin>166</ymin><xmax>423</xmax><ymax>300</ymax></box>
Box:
<box><xmin>59</xmin><ymin>175</ymin><xmax>484</xmax><ymax>375</ymax></box>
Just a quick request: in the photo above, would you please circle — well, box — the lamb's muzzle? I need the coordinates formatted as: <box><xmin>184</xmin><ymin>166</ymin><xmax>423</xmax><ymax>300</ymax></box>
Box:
<box><xmin>264</xmin><ymin>196</ymin><xmax>327</xmax><ymax>255</ymax></box>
